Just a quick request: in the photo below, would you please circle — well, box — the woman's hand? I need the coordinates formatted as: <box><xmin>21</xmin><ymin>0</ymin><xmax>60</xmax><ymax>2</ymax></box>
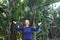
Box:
<box><xmin>38</xmin><ymin>22</ymin><xmax>42</xmax><ymax>26</ymax></box>
<box><xmin>13</xmin><ymin>21</ymin><xmax>17</xmax><ymax>24</ymax></box>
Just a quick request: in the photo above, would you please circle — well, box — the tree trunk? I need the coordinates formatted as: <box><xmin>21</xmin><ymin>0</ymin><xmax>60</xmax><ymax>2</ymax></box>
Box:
<box><xmin>10</xmin><ymin>21</ymin><xmax>16</xmax><ymax>40</ymax></box>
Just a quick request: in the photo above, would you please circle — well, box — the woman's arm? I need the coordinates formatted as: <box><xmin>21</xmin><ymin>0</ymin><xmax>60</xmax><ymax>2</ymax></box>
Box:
<box><xmin>14</xmin><ymin>24</ymin><xmax>23</xmax><ymax>31</ymax></box>
<box><xmin>31</xmin><ymin>25</ymin><xmax>40</xmax><ymax>31</ymax></box>
<box><xmin>13</xmin><ymin>21</ymin><xmax>23</xmax><ymax>31</ymax></box>
<box><xmin>31</xmin><ymin>22</ymin><xmax>41</xmax><ymax>31</ymax></box>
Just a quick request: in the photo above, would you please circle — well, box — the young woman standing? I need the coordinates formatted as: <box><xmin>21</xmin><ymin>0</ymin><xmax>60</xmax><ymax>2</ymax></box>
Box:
<box><xmin>13</xmin><ymin>19</ymin><xmax>41</xmax><ymax>40</ymax></box>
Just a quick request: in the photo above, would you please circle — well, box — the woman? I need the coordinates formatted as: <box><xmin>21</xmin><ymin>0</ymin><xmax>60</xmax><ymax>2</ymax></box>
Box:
<box><xmin>13</xmin><ymin>19</ymin><xmax>41</xmax><ymax>40</ymax></box>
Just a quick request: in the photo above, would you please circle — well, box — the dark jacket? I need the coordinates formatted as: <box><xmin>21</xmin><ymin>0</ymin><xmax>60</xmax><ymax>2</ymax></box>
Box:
<box><xmin>14</xmin><ymin>24</ymin><xmax>40</xmax><ymax>40</ymax></box>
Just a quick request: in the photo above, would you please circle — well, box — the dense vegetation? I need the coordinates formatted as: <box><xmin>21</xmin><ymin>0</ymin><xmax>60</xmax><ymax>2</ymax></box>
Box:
<box><xmin>0</xmin><ymin>0</ymin><xmax>60</xmax><ymax>40</ymax></box>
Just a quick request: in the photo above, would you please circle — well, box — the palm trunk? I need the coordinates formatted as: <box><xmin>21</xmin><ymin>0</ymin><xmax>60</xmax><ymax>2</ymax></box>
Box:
<box><xmin>31</xmin><ymin>6</ymin><xmax>36</xmax><ymax>40</ymax></box>
<box><xmin>10</xmin><ymin>21</ymin><xmax>16</xmax><ymax>40</ymax></box>
<box><xmin>8</xmin><ymin>0</ymin><xmax>18</xmax><ymax>40</ymax></box>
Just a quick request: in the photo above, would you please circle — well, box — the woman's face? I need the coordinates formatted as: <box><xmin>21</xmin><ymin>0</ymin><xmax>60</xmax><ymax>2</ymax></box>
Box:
<box><xmin>24</xmin><ymin>20</ymin><xmax>30</xmax><ymax>27</ymax></box>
